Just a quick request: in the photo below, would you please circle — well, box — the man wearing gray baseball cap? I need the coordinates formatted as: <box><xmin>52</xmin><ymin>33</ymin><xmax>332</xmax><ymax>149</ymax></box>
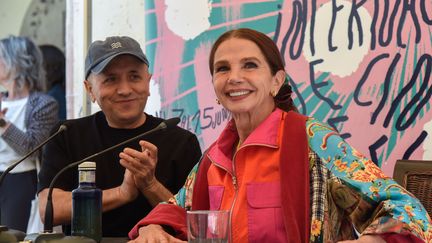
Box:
<box><xmin>84</xmin><ymin>36</ymin><xmax>149</xmax><ymax>79</ymax></box>
<box><xmin>37</xmin><ymin>36</ymin><xmax>202</xmax><ymax>237</ymax></box>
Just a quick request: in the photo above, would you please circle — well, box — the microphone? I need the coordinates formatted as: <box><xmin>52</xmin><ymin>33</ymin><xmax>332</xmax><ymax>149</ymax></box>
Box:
<box><xmin>0</xmin><ymin>124</ymin><xmax>67</xmax><ymax>242</ymax></box>
<box><xmin>42</xmin><ymin>117</ymin><xmax>180</xmax><ymax>235</ymax></box>
<box><xmin>0</xmin><ymin>124</ymin><xmax>67</xmax><ymax>187</ymax></box>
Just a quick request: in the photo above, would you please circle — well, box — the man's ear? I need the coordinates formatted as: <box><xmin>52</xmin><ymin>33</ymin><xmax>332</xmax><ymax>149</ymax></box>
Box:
<box><xmin>84</xmin><ymin>79</ymin><xmax>96</xmax><ymax>102</ymax></box>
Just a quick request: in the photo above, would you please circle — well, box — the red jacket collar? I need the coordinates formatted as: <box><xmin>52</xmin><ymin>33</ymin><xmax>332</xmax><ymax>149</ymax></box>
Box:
<box><xmin>207</xmin><ymin>109</ymin><xmax>283</xmax><ymax>173</ymax></box>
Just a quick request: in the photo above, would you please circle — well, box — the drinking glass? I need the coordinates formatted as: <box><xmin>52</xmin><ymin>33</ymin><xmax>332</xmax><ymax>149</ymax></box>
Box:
<box><xmin>187</xmin><ymin>210</ymin><xmax>229</xmax><ymax>243</ymax></box>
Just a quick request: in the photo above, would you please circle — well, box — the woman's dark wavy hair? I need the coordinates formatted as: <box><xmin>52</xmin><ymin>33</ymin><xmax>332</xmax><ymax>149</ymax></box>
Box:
<box><xmin>39</xmin><ymin>44</ymin><xmax>65</xmax><ymax>90</ymax></box>
<box><xmin>208</xmin><ymin>28</ymin><xmax>296</xmax><ymax>112</ymax></box>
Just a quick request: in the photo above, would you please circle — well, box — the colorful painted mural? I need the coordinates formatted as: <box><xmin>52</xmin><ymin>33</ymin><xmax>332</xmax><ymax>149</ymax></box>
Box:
<box><xmin>143</xmin><ymin>0</ymin><xmax>432</xmax><ymax>175</ymax></box>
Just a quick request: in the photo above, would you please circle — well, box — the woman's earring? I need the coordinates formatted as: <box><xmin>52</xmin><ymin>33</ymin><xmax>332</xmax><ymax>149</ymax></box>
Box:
<box><xmin>270</xmin><ymin>90</ymin><xmax>276</xmax><ymax>97</ymax></box>
<box><xmin>216</xmin><ymin>98</ymin><xmax>220</xmax><ymax>105</ymax></box>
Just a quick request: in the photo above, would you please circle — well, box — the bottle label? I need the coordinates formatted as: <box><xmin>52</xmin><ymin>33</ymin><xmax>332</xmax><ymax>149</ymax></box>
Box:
<box><xmin>79</xmin><ymin>170</ymin><xmax>96</xmax><ymax>183</ymax></box>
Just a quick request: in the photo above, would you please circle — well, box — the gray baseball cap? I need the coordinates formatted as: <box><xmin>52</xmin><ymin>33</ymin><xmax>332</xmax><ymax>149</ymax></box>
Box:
<box><xmin>84</xmin><ymin>36</ymin><xmax>149</xmax><ymax>79</ymax></box>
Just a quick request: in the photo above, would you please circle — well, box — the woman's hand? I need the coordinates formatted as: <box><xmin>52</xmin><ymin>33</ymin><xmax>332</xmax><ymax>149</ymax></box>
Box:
<box><xmin>338</xmin><ymin>235</ymin><xmax>386</xmax><ymax>243</ymax></box>
<box><xmin>128</xmin><ymin>224</ymin><xmax>186</xmax><ymax>243</ymax></box>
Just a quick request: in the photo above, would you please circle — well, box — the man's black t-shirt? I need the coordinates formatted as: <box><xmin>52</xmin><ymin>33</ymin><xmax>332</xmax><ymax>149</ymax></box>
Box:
<box><xmin>38</xmin><ymin>112</ymin><xmax>201</xmax><ymax>237</ymax></box>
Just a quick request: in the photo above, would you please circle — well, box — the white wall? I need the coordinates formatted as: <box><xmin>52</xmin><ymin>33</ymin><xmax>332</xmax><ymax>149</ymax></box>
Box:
<box><xmin>20</xmin><ymin>0</ymin><xmax>66</xmax><ymax>52</ymax></box>
<box><xmin>0</xmin><ymin>0</ymin><xmax>32</xmax><ymax>39</ymax></box>
<box><xmin>91</xmin><ymin>0</ymin><xmax>145</xmax><ymax>44</ymax></box>
<box><xmin>0</xmin><ymin>0</ymin><xmax>65</xmax><ymax>50</ymax></box>
<box><xmin>65</xmin><ymin>0</ymin><xmax>90</xmax><ymax>119</ymax></box>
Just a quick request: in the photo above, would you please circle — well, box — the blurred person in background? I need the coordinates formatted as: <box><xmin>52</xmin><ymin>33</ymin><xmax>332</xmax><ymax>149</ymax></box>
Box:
<box><xmin>0</xmin><ymin>36</ymin><xmax>58</xmax><ymax>232</ymax></box>
<box><xmin>39</xmin><ymin>44</ymin><xmax>66</xmax><ymax>120</ymax></box>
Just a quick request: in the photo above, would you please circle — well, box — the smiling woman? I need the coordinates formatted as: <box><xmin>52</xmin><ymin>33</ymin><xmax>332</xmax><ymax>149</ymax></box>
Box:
<box><xmin>129</xmin><ymin>28</ymin><xmax>432</xmax><ymax>243</ymax></box>
<box><xmin>211</xmin><ymin>38</ymin><xmax>285</xmax><ymax>140</ymax></box>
